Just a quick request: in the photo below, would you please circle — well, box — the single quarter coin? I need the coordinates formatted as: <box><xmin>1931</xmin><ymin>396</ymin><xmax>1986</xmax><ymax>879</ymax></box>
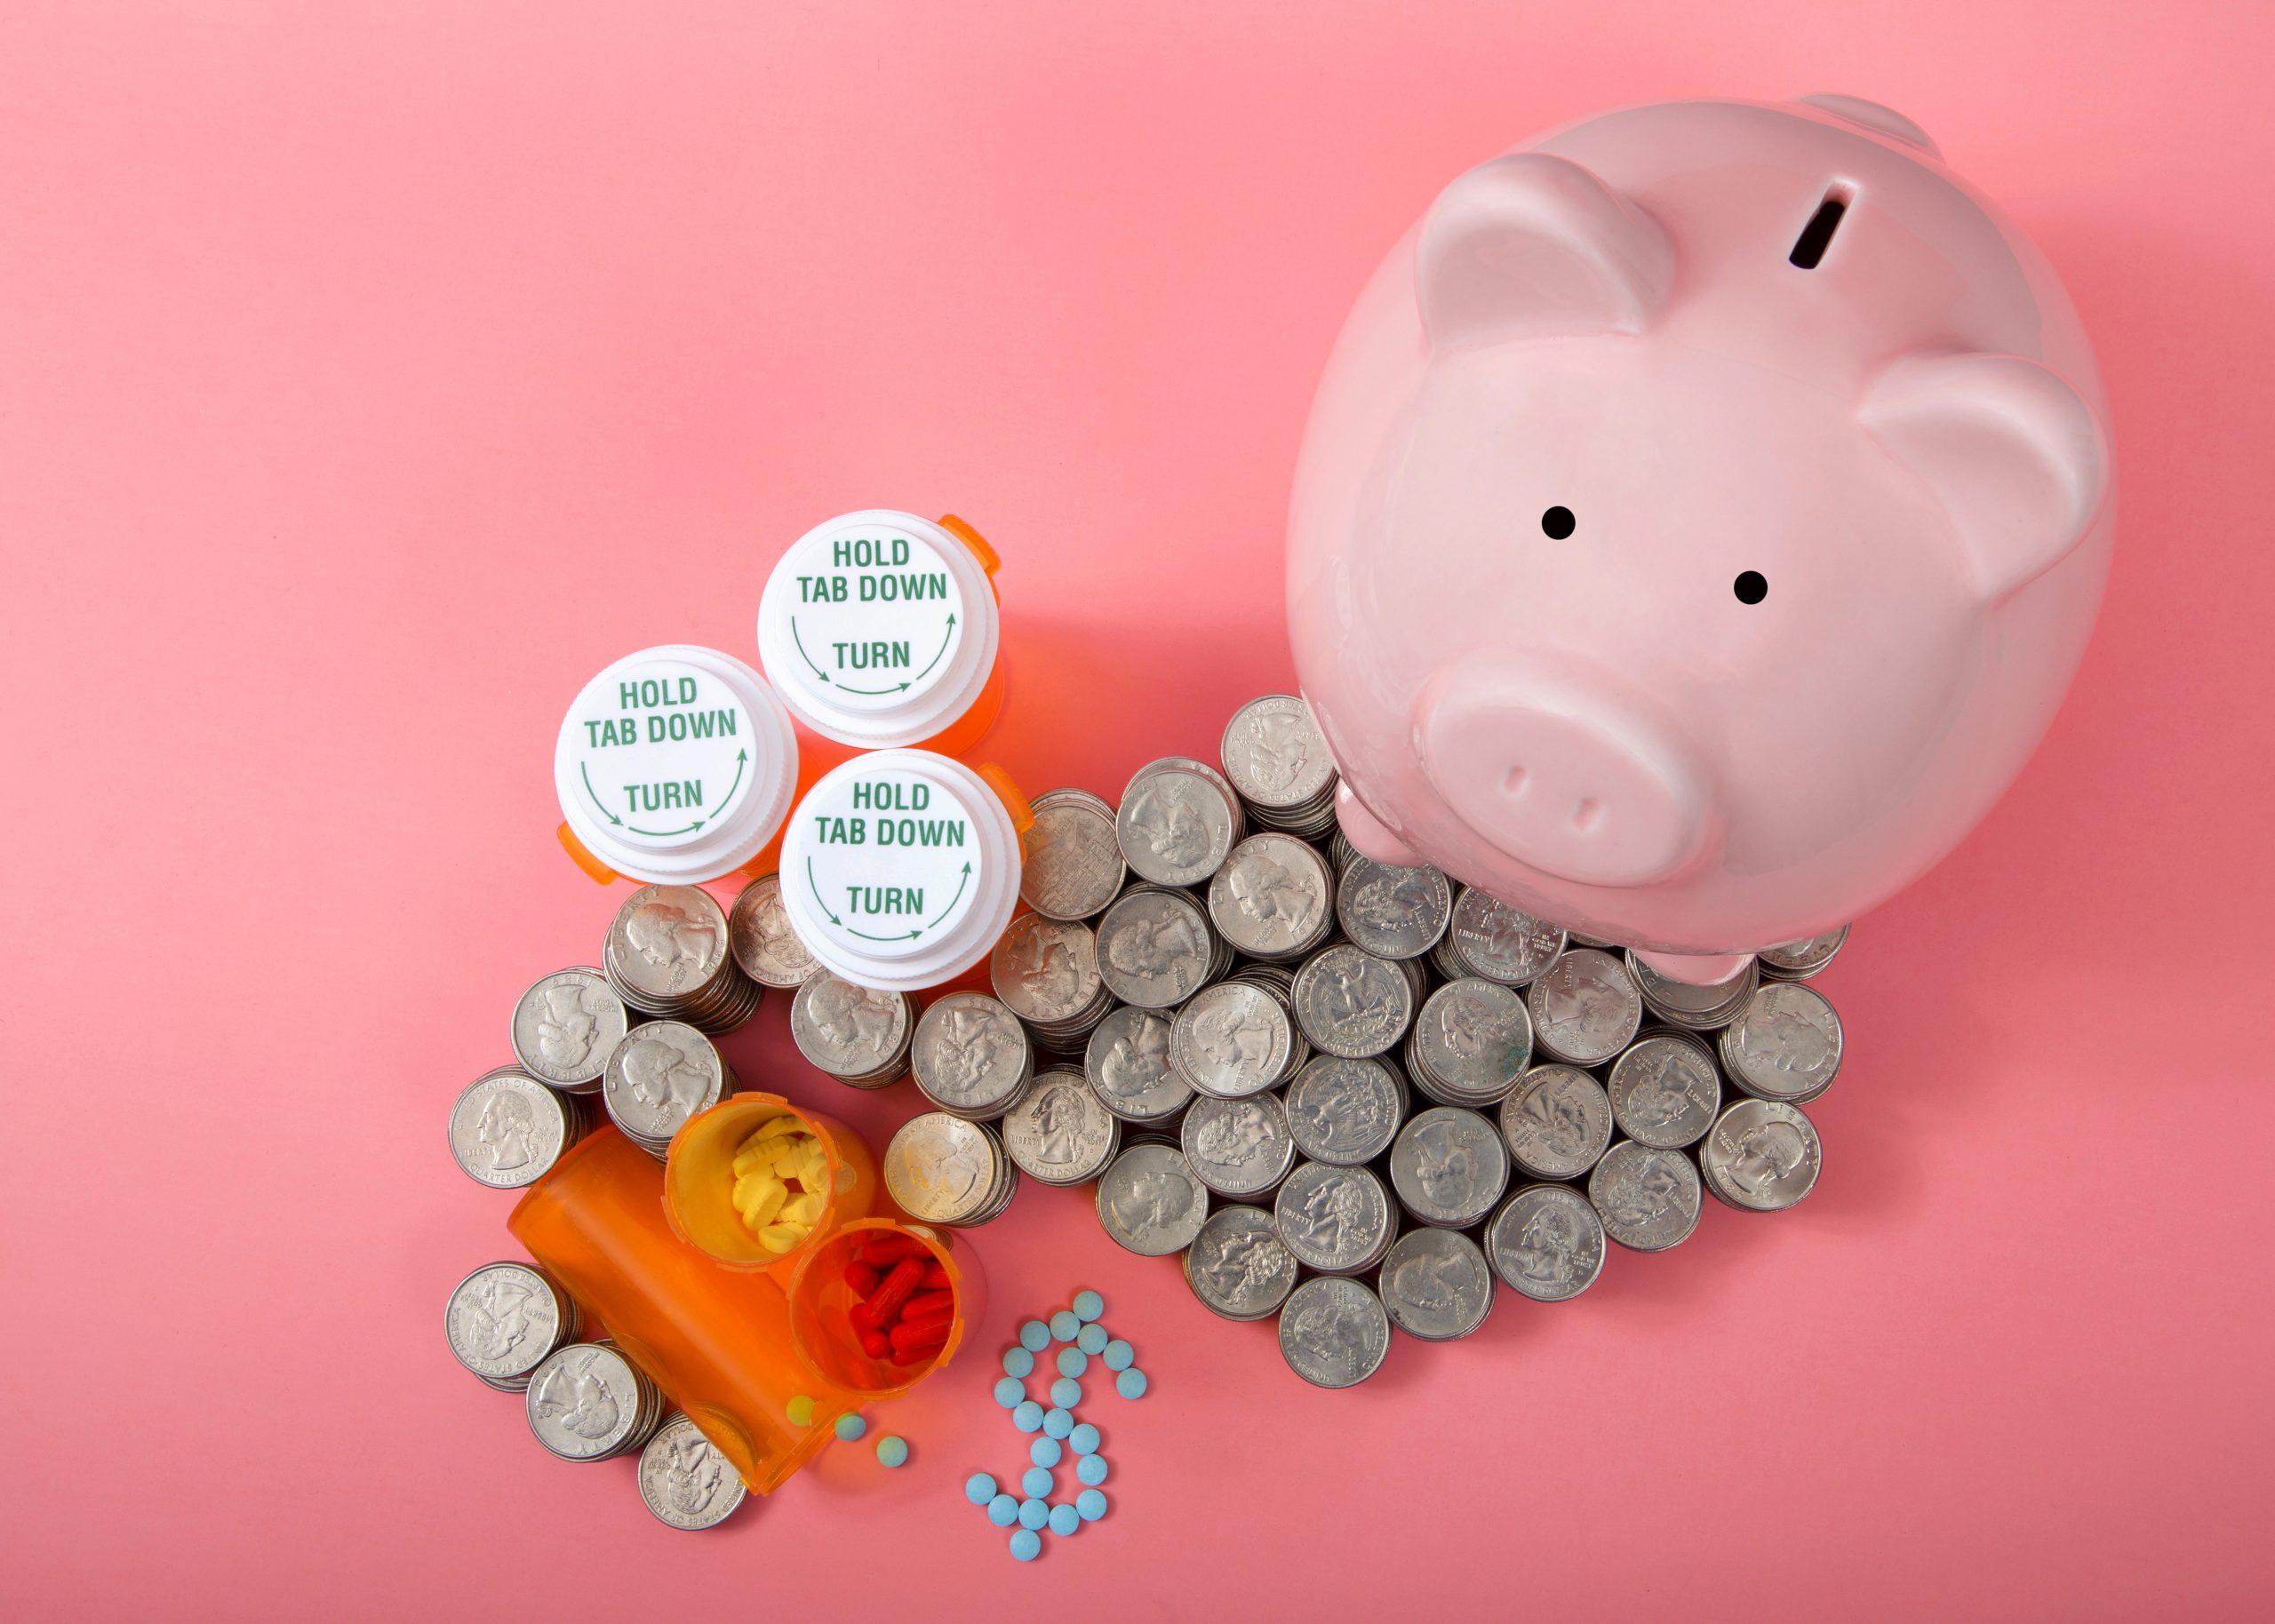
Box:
<box><xmin>639</xmin><ymin>1413</ymin><xmax>749</xmax><ymax>1531</ymax></box>
<box><xmin>1378</xmin><ymin>1226</ymin><xmax>1495</xmax><ymax>1341</ymax></box>
<box><xmin>1486</xmin><ymin>1183</ymin><xmax>1608</xmax><ymax>1302</ymax></box>
<box><xmin>1588</xmin><ymin>1140</ymin><xmax>1703</xmax><ymax>1253</ymax></box>
<box><xmin>1277</xmin><ymin>1276</ymin><xmax>1391</xmax><ymax>1389</ymax></box>
<box><xmin>1700</xmin><ymin>1097</ymin><xmax>1823</xmax><ymax>1213</ymax></box>
<box><xmin>1526</xmin><ymin>948</ymin><xmax>1643</xmax><ymax>1065</ymax></box>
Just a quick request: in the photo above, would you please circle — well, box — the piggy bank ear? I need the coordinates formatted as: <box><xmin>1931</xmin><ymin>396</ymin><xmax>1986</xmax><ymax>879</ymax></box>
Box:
<box><xmin>1417</xmin><ymin>153</ymin><xmax>1673</xmax><ymax>350</ymax></box>
<box><xmin>1862</xmin><ymin>353</ymin><xmax>2108</xmax><ymax>601</ymax></box>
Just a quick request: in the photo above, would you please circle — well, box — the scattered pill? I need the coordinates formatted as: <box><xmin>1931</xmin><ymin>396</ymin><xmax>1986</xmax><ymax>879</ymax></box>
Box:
<box><xmin>1076</xmin><ymin>1488</ymin><xmax>1107</xmax><ymax>1522</ymax></box>
<box><xmin>1049</xmin><ymin>1503</ymin><xmax>1082</xmax><ymax>1536</ymax></box>
<box><xmin>1115</xmin><ymin>1368</ymin><xmax>1148</xmax><ymax>1400</ymax></box>
<box><xmin>1018</xmin><ymin>1497</ymin><xmax>1049</xmax><ymax>1531</ymax></box>
<box><xmin>1012</xmin><ymin>1401</ymin><xmax>1044</xmax><ymax>1433</ymax></box>
<box><xmin>875</xmin><ymin>1435</ymin><xmax>908</xmax><ymax>1468</ymax></box>
<box><xmin>787</xmin><ymin>1394</ymin><xmax>816</xmax><ymax>1426</ymax></box>
<box><xmin>1042</xmin><ymin>1407</ymin><xmax>1074</xmax><ymax>1439</ymax></box>
<box><xmin>987</xmin><ymin>1493</ymin><xmax>1019</xmax><ymax>1527</ymax></box>
<box><xmin>1076</xmin><ymin>1453</ymin><xmax>1109</xmax><ymax>1487</ymax></box>
<box><xmin>967</xmin><ymin>1472</ymin><xmax>998</xmax><ymax>1505</ymax></box>
<box><xmin>1023</xmin><ymin>1466</ymin><xmax>1054</xmax><ymax>1498</ymax></box>
<box><xmin>1050</xmin><ymin>1310</ymin><xmax>1081</xmax><ymax>1342</ymax></box>
<box><xmin>1076</xmin><ymin>1324</ymin><xmax>1108</xmax><ymax>1355</ymax></box>
<box><xmin>1030</xmin><ymin>1437</ymin><xmax>1062</xmax><ymax>1469</ymax></box>
<box><xmin>1050</xmin><ymin>1377</ymin><xmax>1082</xmax><ymax>1408</ymax></box>
<box><xmin>1103</xmin><ymin>1339</ymin><xmax>1135</xmax><ymax>1371</ymax></box>
<box><xmin>1069</xmin><ymin>1423</ymin><xmax>1100</xmax><ymax>1456</ymax></box>
<box><xmin>1010</xmin><ymin>1528</ymin><xmax>1042</xmax><ymax>1562</ymax></box>
<box><xmin>1018</xmin><ymin>1319</ymin><xmax>1050</xmax><ymax>1352</ymax></box>
<box><xmin>1073</xmin><ymin>1289</ymin><xmax>1105</xmax><ymax>1322</ymax></box>
<box><xmin>1002</xmin><ymin>1347</ymin><xmax>1035</xmax><ymax>1380</ymax></box>
<box><xmin>834</xmin><ymin>1412</ymin><xmax>868</xmax><ymax>1441</ymax></box>
<box><xmin>994</xmin><ymin>1376</ymin><xmax>1025</xmax><ymax>1408</ymax></box>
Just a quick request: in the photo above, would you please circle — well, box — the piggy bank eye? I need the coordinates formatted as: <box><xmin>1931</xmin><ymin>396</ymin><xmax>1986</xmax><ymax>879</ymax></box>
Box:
<box><xmin>1733</xmin><ymin>570</ymin><xmax>1768</xmax><ymax>604</ymax></box>
<box><xmin>1540</xmin><ymin>506</ymin><xmax>1576</xmax><ymax>540</ymax></box>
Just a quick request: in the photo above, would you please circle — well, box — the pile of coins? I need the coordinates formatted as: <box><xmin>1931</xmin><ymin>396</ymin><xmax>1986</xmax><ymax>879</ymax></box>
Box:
<box><xmin>858</xmin><ymin>692</ymin><xmax>1848</xmax><ymax>1390</ymax></box>
<box><xmin>786</xmin><ymin>970</ymin><xmax>914</xmax><ymax>1088</ymax></box>
<box><xmin>444</xmin><ymin>1261</ymin><xmax>583</xmax><ymax>1391</ymax></box>
<box><xmin>602</xmin><ymin>1020</ymin><xmax>738</xmax><ymax>1159</ymax></box>
<box><xmin>603</xmin><ymin>884</ymin><xmax>764</xmax><ymax>1034</ymax></box>
<box><xmin>523</xmin><ymin>1340</ymin><xmax>670</xmax><ymax>1464</ymax></box>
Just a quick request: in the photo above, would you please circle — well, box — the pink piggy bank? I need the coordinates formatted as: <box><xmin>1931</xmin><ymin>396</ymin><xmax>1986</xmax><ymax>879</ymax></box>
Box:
<box><xmin>1289</xmin><ymin>96</ymin><xmax>2113</xmax><ymax>983</ymax></box>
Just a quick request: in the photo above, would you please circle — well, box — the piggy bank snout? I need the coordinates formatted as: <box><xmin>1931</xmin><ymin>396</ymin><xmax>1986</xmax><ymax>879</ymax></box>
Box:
<box><xmin>1417</xmin><ymin>665</ymin><xmax>1713</xmax><ymax>889</ymax></box>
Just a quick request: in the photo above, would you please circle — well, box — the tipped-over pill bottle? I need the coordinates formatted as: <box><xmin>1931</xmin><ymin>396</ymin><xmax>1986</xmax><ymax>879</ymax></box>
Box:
<box><xmin>777</xmin><ymin>749</ymin><xmax>1027</xmax><ymax>993</ymax></box>
<box><xmin>555</xmin><ymin>645</ymin><xmax>799</xmax><ymax>886</ymax></box>
<box><xmin>755</xmin><ymin>510</ymin><xmax>1004</xmax><ymax>752</ymax></box>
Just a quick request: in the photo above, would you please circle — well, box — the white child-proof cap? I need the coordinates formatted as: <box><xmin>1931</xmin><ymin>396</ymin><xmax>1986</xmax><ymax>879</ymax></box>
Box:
<box><xmin>777</xmin><ymin>749</ymin><xmax>1022</xmax><ymax>993</ymax></box>
<box><xmin>554</xmin><ymin>645</ymin><xmax>799</xmax><ymax>885</ymax></box>
<box><xmin>755</xmin><ymin>509</ymin><xmax>1000</xmax><ymax>749</ymax></box>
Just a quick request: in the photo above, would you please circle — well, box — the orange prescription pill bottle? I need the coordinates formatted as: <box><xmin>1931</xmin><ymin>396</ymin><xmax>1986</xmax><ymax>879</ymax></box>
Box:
<box><xmin>554</xmin><ymin>646</ymin><xmax>801</xmax><ymax>887</ymax></box>
<box><xmin>509</xmin><ymin>1120</ymin><xmax>980</xmax><ymax>1495</ymax></box>
<box><xmin>662</xmin><ymin>1095</ymin><xmax>878</xmax><ymax>1278</ymax></box>
<box><xmin>755</xmin><ymin>511</ymin><xmax>1006</xmax><ymax>755</ymax></box>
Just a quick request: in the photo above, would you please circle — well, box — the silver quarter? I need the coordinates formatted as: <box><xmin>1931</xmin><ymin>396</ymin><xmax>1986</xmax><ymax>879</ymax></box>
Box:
<box><xmin>1209</xmin><ymin>833</ymin><xmax>1334</xmax><ymax>961</ymax></box>
<box><xmin>1700</xmin><ymin>1098</ymin><xmax>1823</xmax><ymax>1213</ymax></box>
<box><xmin>1095</xmin><ymin>1142</ymin><xmax>1209</xmax><ymax>1256</ymax></box>
<box><xmin>1446</xmin><ymin>888</ymin><xmax>1567</xmax><ymax>983</ymax></box>
<box><xmin>604</xmin><ymin>885</ymin><xmax>731</xmax><ymax>1001</ymax></box>
<box><xmin>1292</xmin><ymin>943</ymin><xmax>1414</xmax><ymax>1059</ymax></box>
<box><xmin>1277</xmin><ymin>1276</ymin><xmax>1391</xmax><ymax>1389</ymax></box>
<box><xmin>1284</xmin><ymin>1055</ymin><xmax>1408</xmax><ymax>1166</ymax></box>
<box><xmin>602</xmin><ymin>1021</ymin><xmax>729</xmax><ymax>1149</ymax></box>
<box><xmin>1498</xmin><ymin>1064</ymin><xmax>1614</xmax><ymax>1180</ymax></box>
<box><xmin>1335</xmin><ymin>857</ymin><xmax>1452</xmax><ymax>960</ymax></box>
<box><xmin>882</xmin><ymin>1111</ymin><xmax>1005</xmax><ymax>1225</ymax></box>
<box><xmin>1082</xmin><ymin>1005</ymin><xmax>1193</xmax><ymax>1124</ymax></box>
<box><xmin>1526</xmin><ymin>948</ymin><xmax>1643</xmax><ymax>1065</ymax></box>
<box><xmin>1409</xmin><ymin>978</ymin><xmax>1533</xmax><ymax>1104</ymax></box>
<box><xmin>448</xmin><ymin>1069</ymin><xmax>578</xmax><ymax>1189</ymax></box>
<box><xmin>990</xmin><ymin>913</ymin><xmax>1106</xmax><ymax>1029</ymax></box>
<box><xmin>789</xmin><ymin>972</ymin><xmax>912</xmax><ymax>1085</ymax></box>
<box><xmin>1626</xmin><ymin>950</ymin><xmax>1759</xmax><ymax>1031</ymax></box>
<box><xmin>1273</xmin><ymin>1160</ymin><xmax>1395</xmax><ymax>1275</ymax></box>
<box><xmin>1606</xmin><ymin>1032</ymin><xmax>1720</xmax><ymax>1150</ymax></box>
<box><xmin>524</xmin><ymin>1343</ymin><xmax>657</xmax><ymax>1461</ymax></box>
<box><xmin>1759</xmin><ymin>924</ymin><xmax>1849</xmax><ymax>981</ymax></box>
<box><xmin>911</xmin><ymin>992</ymin><xmax>1033</xmax><ymax>1120</ymax></box>
<box><xmin>444</xmin><ymin>1262</ymin><xmax>575</xmax><ymax>1386</ymax></box>
<box><xmin>1388</xmin><ymin>1106</ymin><xmax>1510</xmax><ymax>1228</ymax></box>
<box><xmin>1219</xmin><ymin>695</ymin><xmax>1337</xmax><ymax>811</ymax></box>
<box><xmin>1170</xmin><ymin>979</ymin><xmax>1294</xmax><ymax>1099</ymax></box>
<box><xmin>1000</xmin><ymin>1066</ymin><xmax>1121</xmax><ymax>1186</ymax></box>
<box><xmin>510</xmin><ymin>968</ymin><xmax>627</xmax><ymax>1093</ymax></box>
<box><xmin>1378</xmin><ymin>1227</ymin><xmax>1495</xmax><ymax>1341</ymax></box>
<box><xmin>1720</xmin><ymin>982</ymin><xmax>1843</xmax><ymax>1104</ymax></box>
<box><xmin>639</xmin><ymin>1413</ymin><xmax>748</xmax><ymax>1530</ymax></box>
<box><xmin>1588</xmin><ymin>1141</ymin><xmax>1704</xmax><ymax>1253</ymax></box>
<box><xmin>1487</xmin><ymin>1184</ymin><xmax>1607</xmax><ymax>1302</ymax></box>
<box><xmin>1181</xmin><ymin>1091</ymin><xmax>1297</xmax><ymax>1199</ymax></box>
<box><xmin>1184</xmin><ymin>1205</ymin><xmax>1299</xmax><ymax>1321</ymax></box>
<box><xmin>1116</xmin><ymin>760</ymin><xmax>1241</xmax><ymax>887</ymax></box>
<box><xmin>1020</xmin><ymin>789</ymin><xmax>1128</xmax><ymax>920</ymax></box>
<box><xmin>728</xmin><ymin>874</ymin><xmax>818</xmax><ymax>989</ymax></box>
<box><xmin>1095</xmin><ymin>886</ymin><xmax>1217</xmax><ymax>1008</ymax></box>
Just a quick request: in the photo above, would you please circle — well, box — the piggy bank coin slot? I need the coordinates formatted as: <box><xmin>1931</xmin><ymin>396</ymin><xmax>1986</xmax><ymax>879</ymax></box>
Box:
<box><xmin>1787</xmin><ymin>182</ymin><xmax>1854</xmax><ymax>269</ymax></box>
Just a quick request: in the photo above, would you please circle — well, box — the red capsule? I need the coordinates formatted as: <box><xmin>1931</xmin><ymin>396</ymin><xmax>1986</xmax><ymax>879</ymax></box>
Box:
<box><xmin>899</xmin><ymin>1289</ymin><xmax>955</xmax><ymax>1325</ymax></box>
<box><xmin>844</xmin><ymin>1260</ymin><xmax>880</xmax><ymax>1298</ymax></box>
<box><xmin>890</xmin><ymin>1316</ymin><xmax>952</xmax><ymax>1354</ymax></box>
<box><xmin>858</xmin><ymin>1328</ymin><xmax>891</xmax><ymax>1360</ymax></box>
<box><xmin>866</xmin><ymin>1257</ymin><xmax>925</xmax><ymax>1326</ymax></box>
<box><xmin>919</xmin><ymin>1262</ymin><xmax>952</xmax><ymax>1289</ymax></box>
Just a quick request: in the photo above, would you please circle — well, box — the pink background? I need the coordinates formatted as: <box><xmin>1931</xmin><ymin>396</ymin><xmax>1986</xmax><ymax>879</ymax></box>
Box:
<box><xmin>4</xmin><ymin>2</ymin><xmax>2271</xmax><ymax>1618</ymax></box>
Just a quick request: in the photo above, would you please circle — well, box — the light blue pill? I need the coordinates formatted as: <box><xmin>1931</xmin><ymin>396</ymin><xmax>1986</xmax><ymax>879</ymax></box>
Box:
<box><xmin>1049</xmin><ymin>1502</ymin><xmax>1082</xmax><ymax>1536</ymax></box>
<box><xmin>1076</xmin><ymin>1488</ymin><xmax>1106</xmax><ymax>1522</ymax></box>
<box><xmin>1012</xmin><ymin>1400</ymin><xmax>1044</xmax><ymax>1433</ymax></box>
<box><xmin>1042</xmin><ymin>1407</ymin><xmax>1074</xmax><ymax>1439</ymax></box>
<box><xmin>1022</xmin><ymin>1466</ymin><xmax>1054</xmax><ymax>1498</ymax></box>
<box><xmin>834</xmin><ymin>1412</ymin><xmax>868</xmax><ymax>1440</ymax></box>
<box><xmin>1076</xmin><ymin>1453</ymin><xmax>1108</xmax><ymax>1486</ymax></box>
<box><xmin>1030</xmin><ymin>1437</ymin><xmax>1062</xmax><ymax>1468</ymax></box>
<box><xmin>1069</xmin><ymin>1423</ymin><xmax>1099</xmax><ymax>1456</ymax></box>
<box><xmin>1115</xmin><ymin>1367</ymin><xmax>1147</xmax><ymax>1399</ymax></box>
<box><xmin>1072</xmin><ymin>1289</ymin><xmax>1104</xmax><ymax>1322</ymax></box>
<box><xmin>967</xmin><ymin>1472</ymin><xmax>998</xmax><ymax>1506</ymax></box>
<box><xmin>987</xmin><ymin>1493</ymin><xmax>1019</xmax><ymax>1527</ymax></box>
<box><xmin>1018</xmin><ymin>1319</ymin><xmax>1050</xmax><ymax>1352</ymax></box>
<box><xmin>1018</xmin><ymin>1496</ymin><xmax>1049</xmax><ymax>1529</ymax></box>
<box><xmin>1050</xmin><ymin>1310</ymin><xmax>1080</xmax><ymax>1342</ymax></box>
<box><xmin>994</xmin><ymin>1376</ymin><xmax>1024</xmax><ymax>1408</ymax></box>
<box><xmin>1102</xmin><ymin>1339</ymin><xmax>1135</xmax><ymax>1371</ymax></box>
<box><xmin>1050</xmin><ymin>1377</ymin><xmax>1082</xmax><ymax>1408</ymax></box>
<box><xmin>1010</xmin><ymin>1527</ymin><xmax>1042</xmax><ymax>1561</ymax></box>
<box><xmin>1002</xmin><ymin>1347</ymin><xmax>1034</xmax><ymax>1379</ymax></box>
<box><xmin>1076</xmin><ymin>1324</ymin><xmax>1107</xmax><ymax>1355</ymax></box>
<box><xmin>875</xmin><ymin>1435</ymin><xmax>908</xmax><ymax>1469</ymax></box>
<box><xmin>1056</xmin><ymin>1347</ymin><xmax>1088</xmax><ymax>1378</ymax></box>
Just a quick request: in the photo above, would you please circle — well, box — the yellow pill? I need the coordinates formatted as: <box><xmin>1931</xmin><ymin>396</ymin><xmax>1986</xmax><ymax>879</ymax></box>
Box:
<box><xmin>780</xmin><ymin>1192</ymin><xmax>825</xmax><ymax>1226</ymax></box>
<box><xmin>758</xmin><ymin>1223</ymin><xmax>804</xmax><ymax>1254</ymax></box>
<box><xmin>740</xmin><ymin>1187</ymin><xmax>788</xmax><ymax>1230</ymax></box>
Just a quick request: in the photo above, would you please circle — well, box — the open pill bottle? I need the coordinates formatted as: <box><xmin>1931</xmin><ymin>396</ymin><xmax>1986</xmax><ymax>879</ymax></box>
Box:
<box><xmin>554</xmin><ymin>645</ymin><xmax>800</xmax><ymax>886</ymax></box>
<box><xmin>777</xmin><ymin>749</ymin><xmax>1031</xmax><ymax>993</ymax></box>
<box><xmin>663</xmin><ymin>1094</ymin><xmax>879</xmax><ymax>1278</ymax></box>
<box><xmin>756</xmin><ymin>511</ymin><xmax>1005</xmax><ymax>753</ymax></box>
<box><xmin>786</xmin><ymin>1216</ymin><xmax>986</xmax><ymax>1400</ymax></box>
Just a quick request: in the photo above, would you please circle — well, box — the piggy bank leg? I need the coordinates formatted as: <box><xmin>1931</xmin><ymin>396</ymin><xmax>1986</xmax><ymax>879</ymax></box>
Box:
<box><xmin>1335</xmin><ymin>784</ymin><xmax>1426</xmax><ymax>867</ymax></box>
<box><xmin>1632</xmin><ymin>947</ymin><xmax>1755</xmax><ymax>987</ymax></box>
